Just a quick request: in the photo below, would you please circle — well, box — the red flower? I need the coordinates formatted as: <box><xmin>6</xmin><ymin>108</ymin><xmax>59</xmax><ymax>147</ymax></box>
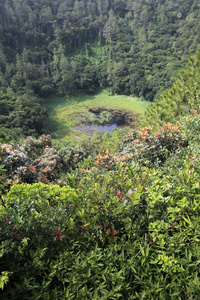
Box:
<box><xmin>106</xmin><ymin>228</ymin><xmax>119</xmax><ymax>240</ymax></box>
<box><xmin>78</xmin><ymin>182</ymin><xmax>82</xmax><ymax>188</ymax></box>
<box><xmin>110</xmin><ymin>229</ymin><xmax>118</xmax><ymax>236</ymax></box>
<box><xmin>102</xmin><ymin>222</ymin><xmax>108</xmax><ymax>228</ymax></box>
<box><xmin>53</xmin><ymin>227</ymin><xmax>65</xmax><ymax>241</ymax></box>
<box><xmin>106</xmin><ymin>228</ymin><xmax>118</xmax><ymax>235</ymax></box>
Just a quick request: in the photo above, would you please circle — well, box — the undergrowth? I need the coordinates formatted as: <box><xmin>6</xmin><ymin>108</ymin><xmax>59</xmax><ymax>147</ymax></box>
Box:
<box><xmin>1</xmin><ymin>114</ymin><xmax>200</xmax><ymax>299</ymax></box>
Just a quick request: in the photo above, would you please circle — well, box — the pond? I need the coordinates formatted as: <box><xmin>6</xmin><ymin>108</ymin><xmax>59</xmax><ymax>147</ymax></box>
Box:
<box><xmin>73</xmin><ymin>122</ymin><xmax>122</xmax><ymax>137</ymax></box>
<box><xmin>72</xmin><ymin>108</ymin><xmax>132</xmax><ymax>136</ymax></box>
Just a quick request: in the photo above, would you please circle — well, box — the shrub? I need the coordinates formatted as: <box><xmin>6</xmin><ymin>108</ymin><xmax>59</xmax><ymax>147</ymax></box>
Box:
<box><xmin>95</xmin><ymin>122</ymin><xmax>188</xmax><ymax>170</ymax></box>
<box><xmin>1</xmin><ymin>135</ymin><xmax>87</xmax><ymax>184</ymax></box>
<box><xmin>58</xmin><ymin>146</ymin><xmax>87</xmax><ymax>171</ymax></box>
<box><xmin>1</xmin><ymin>161</ymin><xmax>200</xmax><ymax>298</ymax></box>
<box><xmin>120</xmin><ymin>123</ymin><xmax>187</xmax><ymax>165</ymax></box>
<box><xmin>23</xmin><ymin>134</ymin><xmax>52</xmax><ymax>159</ymax></box>
<box><xmin>1</xmin><ymin>112</ymin><xmax>200</xmax><ymax>299</ymax></box>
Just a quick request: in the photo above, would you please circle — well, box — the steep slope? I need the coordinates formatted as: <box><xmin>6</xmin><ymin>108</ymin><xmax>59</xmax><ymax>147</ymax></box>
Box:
<box><xmin>139</xmin><ymin>46</ymin><xmax>200</xmax><ymax>129</ymax></box>
<box><xmin>0</xmin><ymin>0</ymin><xmax>200</xmax><ymax>99</ymax></box>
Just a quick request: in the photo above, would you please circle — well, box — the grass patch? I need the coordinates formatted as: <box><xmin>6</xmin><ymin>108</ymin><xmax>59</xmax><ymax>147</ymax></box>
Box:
<box><xmin>83</xmin><ymin>92</ymin><xmax>150</xmax><ymax>112</ymax></box>
<box><xmin>42</xmin><ymin>90</ymin><xmax>150</xmax><ymax>145</ymax></box>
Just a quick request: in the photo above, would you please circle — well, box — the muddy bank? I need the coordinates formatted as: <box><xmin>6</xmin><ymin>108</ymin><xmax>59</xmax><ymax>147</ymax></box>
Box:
<box><xmin>87</xmin><ymin>106</ymin><xmax>139</xmax><ymax>127</ymax></box>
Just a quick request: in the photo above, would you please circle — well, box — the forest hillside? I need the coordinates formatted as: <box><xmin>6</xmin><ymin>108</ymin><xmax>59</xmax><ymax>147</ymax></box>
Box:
<box><xmin>1</xmin><ymin>0</ymin><xmax>200</xmax><ymax>138</ymax></box>
<box><xmin>1</xmin><ymin>0</ymin><xmax>200</xmax><ymax>99</ymax></box>
<box><xmin>1</xmin><ymin>1</ymin><xmax>200</xmax><ymax>299</ymax></box>
<box><xmin>1</xmin><ymin>44</ymin><xmax>200</xmax><ymax>300</ymax></box>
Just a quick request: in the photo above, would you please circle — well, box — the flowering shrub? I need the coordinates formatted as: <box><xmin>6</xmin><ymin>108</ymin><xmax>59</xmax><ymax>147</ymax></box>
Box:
<box><xmin>120</xmin><ymin>123</ymin><xmax>187</xmax><ymax>165</ymax></box>
<box><xmin>95</xmin><ymin>122</ymin><xmax>187</xmax><ymax>169</ymax></box>
<box><xmin>34</xmin><ymin>147</ymin><xmax>60</xmax><ymax>181</ymax></box>
<box><xmin>16</xmin><ymin>165</ymin><xmax>37</xmax><ymax>183</ymax></box>
<box><xmin>58</xmin><ymin>146</ymin><xmax>87</xmax><ymax>170</ymax></box>
<box><xmin>1</xmin><ymin>135</ymin><xmax>86</xmax><ymax>184</ymax></box>
<box><xmin>1</xmin><ymin>143</ymin><xmax>30</xmax><ymax>174</ymax></box>
<box><xmin>23</xmin><ymin>134</ymin><xmax>52</xmax><ymax>159</ymax></box>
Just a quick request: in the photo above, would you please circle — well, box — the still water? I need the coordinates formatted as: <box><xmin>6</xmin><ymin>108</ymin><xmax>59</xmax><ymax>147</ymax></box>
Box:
<box><xmin>73</xmin><ymin>123</ymin><xmax>120</xmax><ymax>136</ymax></box>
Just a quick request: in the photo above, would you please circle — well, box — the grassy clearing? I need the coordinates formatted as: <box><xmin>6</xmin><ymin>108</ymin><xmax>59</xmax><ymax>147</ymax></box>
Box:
<box><xmin>42</xmin><ymin>90</ymin><xmax>150</xmax><ymax>145</ymax></box>
<box><xmin>83</xmin><ymin>93</ymin><xmax>150</xmax><ymax>112</ymax></box>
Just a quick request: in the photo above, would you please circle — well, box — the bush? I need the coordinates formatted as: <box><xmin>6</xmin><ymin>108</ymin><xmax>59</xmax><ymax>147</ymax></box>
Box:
<box><xmin>1</xmin><ymin>161</ymin><xmax>200</xmax><ymax>298</ymax></box>
<box><xmin>1</xmin><ymin>135</ymin><xmax>87</xmax><ymax>184</ymax></box>
<box><xmin>1</xmin><ymin>114</ymin><xmax>200</xmax><ymax>299</ymax></box>
<box><xmin>95</xmin><ymin>122</ymin><xmax>188</xmax><ymax>170</ymax></box>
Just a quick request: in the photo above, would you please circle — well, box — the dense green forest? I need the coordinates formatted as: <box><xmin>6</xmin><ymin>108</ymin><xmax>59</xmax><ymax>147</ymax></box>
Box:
<box><xmin>1</xmin><ymin>0</ymin><xmax>200</xmax><ymax>137</ymax></box>
<box><xmin>1</xmin><ymin>0</ymin><xmax>200</xmax><ymax>99</ymax></box>
<box><xmin>1</xmin><ymin>1</ymin><xmax>200</xmax><ymax>299</ymax></box>
<box><xmin>1</xmin><ymin>49</ymin><xmax>200</xmax><ymax>296</ymax></box>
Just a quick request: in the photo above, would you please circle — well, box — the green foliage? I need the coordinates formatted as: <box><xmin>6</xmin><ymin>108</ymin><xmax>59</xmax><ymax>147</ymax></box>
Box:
<box><xmin>4</xmin><ymin>182</ymin><xmax>77</xmax><ymax>208</ymax></box>
<box><xmin>1</xmin><ymin>0</ymin><xmax>200</xmax><ymax>100</ymax></box>
<box><xmin>0</xmin><ymin>91</ymin><xmax>48</xmax><ymax>138</ymax></box>
<box><xmin>1</xmin><ymin>154</ymin><xmax>200</xmax><ymax>298</ymax></box>
<box><xmin>179</xmin><ymin>114</ymin><xmax>200</xmax><ymax>143</ymax></box>
<box><xmin>0</xmin><ymin>129</ymin><xmax>12</xmax><ymax>143</ymax></box>
<box><xmin>58</xmin><ymin>146</ymin><xmax>87</xmax><ymax>170</ymax></box>
<box><xmin>78</xmin><ymin>127</ymin><xmax>129</xmax><ymax>156</ymax></box>
<box><xmin>0</xmin><ymin>160</ymin><xmax>6</xmax><ymax>209</ymax></box>
<box><xmin>139</xmin><ymin>47</ymin><xmax>200</xmax><ymax>128</ymax></box>
<box><xmin>0</xmin><ymin>110</ymin><xmax>200</xmax><ymax>298</ymax></box>
<box><xmin>44</xmin><ymin>91</ymin><xmax>148</xmax><ymax>146</ymax></box>
<box><xmin>95</xmin><ymin>122</ymin><xmax>187</xmax><ymax>169</ymax></box>
<box><xmin>1</xmin><ymin>2</ymin><xmax>200</xmax><ymax>297</ymax></box>
<box><xmin>1</xmin><ymin>135</ymin><xmax>87</xmax><ymax>184</ymax></box>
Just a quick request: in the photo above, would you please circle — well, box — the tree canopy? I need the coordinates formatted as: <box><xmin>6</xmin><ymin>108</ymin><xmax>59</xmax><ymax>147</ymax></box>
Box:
<box><xmin>0</xmin><ymin>0</ymin><xmax>200</xmax><ymax>101</ymax></box>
